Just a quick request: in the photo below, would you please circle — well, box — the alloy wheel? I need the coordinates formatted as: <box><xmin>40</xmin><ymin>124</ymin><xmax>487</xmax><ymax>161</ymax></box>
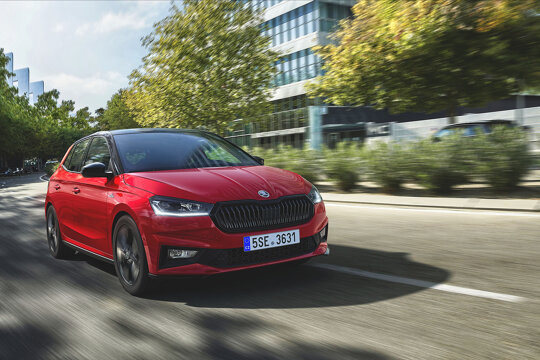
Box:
<box><xmin>47</xmin><ymin>211</ymin><xmax>58</xmax><ymax>253</ymax></box>
<box><xmin>115</xmin><ymin>225</ymin><xmax>141</xmax><ymax>285</ymax></box>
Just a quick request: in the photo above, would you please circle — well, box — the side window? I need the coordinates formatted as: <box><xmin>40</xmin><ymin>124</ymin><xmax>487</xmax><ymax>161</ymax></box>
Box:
<box><xmin>66</xmin><ymin>139</ymin><xmax>90</xmax><ymax>173</ymax></box>
<box><xmin>84</xmin><ymin>137</ymin><xmax>111</xmax><ymax>168</ymax></box>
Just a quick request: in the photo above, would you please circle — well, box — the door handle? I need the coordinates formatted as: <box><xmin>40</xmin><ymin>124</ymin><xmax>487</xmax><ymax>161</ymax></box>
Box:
<box><xmin>72</xmin><ymin>187</ymin><xmax>80</xmax><ymax>194</ymax></box>
<box><xmin>54</xmin><ymin>184</ymin><xmax>60</xmax><ymax>190</ymax></box>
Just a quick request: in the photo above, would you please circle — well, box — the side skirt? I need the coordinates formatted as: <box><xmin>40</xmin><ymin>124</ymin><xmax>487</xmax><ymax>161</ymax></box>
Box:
<box><xmin>62</xmin><ymin>240</ymin><xmax>114</xmax><ymax>264</ymax></box>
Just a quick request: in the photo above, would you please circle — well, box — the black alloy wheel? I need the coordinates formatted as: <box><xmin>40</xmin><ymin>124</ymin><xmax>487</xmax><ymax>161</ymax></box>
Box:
<box><xmin>46</xmin><ymin>206</ymin><xmax>74</xmax><ymax>259</ymax></box>
<box><xmin>113</xmin><ymin>215</ymin><xmax>150</xmax><ymax>295</ymax></box>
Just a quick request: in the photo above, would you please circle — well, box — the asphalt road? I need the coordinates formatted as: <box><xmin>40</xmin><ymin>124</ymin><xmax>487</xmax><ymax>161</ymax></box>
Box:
<box><xmin>1</xmin><ymin>174</ymin><xmax>539</xmax><ymax>359</ymax></box>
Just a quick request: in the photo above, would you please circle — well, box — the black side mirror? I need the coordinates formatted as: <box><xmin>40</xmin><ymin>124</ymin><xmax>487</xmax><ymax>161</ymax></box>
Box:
<box><xmin>253</xmin><ymin>156</ymin><xmax>264</xmax><ymax>165</ymax></box>
<box><xmin>82</xmin><ymin>162</ymin><xmax>113</xmax><ymax>180</ymax></box>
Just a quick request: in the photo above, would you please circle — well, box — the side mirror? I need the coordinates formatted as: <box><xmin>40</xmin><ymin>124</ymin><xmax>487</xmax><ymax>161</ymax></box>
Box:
<box><xmin>82</xmin><ymin>162</ymin><xmax>113</xmax><ymax>180</ymax></box>
<box><xmin>253</xmin><ymin>156</ymin><xmax>264</xmax><ymax>165</ymax></box>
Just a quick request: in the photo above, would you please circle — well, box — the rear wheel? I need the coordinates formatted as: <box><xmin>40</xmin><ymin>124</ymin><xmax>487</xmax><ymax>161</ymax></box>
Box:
<box><xmin>46</xmin><ymin>206</ymin><xmax>74</xmax><ymax>259</ymax></box>
<box><xmin>113</xmin><ymin>215</ymin><xmax>151</xmax><ymax>296</ymax></box>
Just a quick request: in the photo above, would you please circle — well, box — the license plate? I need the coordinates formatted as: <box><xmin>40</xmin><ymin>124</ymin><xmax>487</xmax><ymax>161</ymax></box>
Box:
<box><xmin>243</xmin><ymin>229</ymin><xmax>300</xmax><ymax>252</ymax></box>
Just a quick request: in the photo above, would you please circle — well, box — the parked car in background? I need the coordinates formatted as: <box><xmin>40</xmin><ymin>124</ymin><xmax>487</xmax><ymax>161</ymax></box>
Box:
<box><xmin>44</xmin><ymin>160</ymin><xmax>58</xmax><ymax>169</ymax></box>
<box><xmin>1</xmin><ymin>168</ymin><xmax>13</xmax><ymax>177</ymax></box>
<box><xmin>433</xmin><ymin>120</ymin><xmax>529</xmax><ymax>140</ymax></box>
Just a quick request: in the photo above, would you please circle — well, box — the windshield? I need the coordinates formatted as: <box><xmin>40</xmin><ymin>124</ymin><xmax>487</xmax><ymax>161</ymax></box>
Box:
<box><xmin>113</xmin><ymin>132</ymin><xmax>259</xmax><ymax>173</ymax></box>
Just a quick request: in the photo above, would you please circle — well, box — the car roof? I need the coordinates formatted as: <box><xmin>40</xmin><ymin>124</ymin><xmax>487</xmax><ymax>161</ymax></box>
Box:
<box><xmin>79</xmin><ymin>128</ymin><xmax>210</xmax><ymax>140</ymax></box>
<box><xmin>109</xmin><ymin>128</ymin><xmax>207</xmax><ymax>136</ymax></box>
<box><xmin>441</xmin><ymin>120</ymin><xmax>514</xmax><ymax>129</ymax></box>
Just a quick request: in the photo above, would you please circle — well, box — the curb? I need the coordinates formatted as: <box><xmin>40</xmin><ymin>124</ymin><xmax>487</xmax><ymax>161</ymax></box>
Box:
<box><xmin>321</xmin><ymin>196</ymin><xmax>540</xmax><ymax>213</ymax></box>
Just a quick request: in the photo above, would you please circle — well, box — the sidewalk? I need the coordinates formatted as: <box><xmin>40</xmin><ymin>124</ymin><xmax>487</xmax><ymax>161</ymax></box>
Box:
<box><xmin>321</xmin><ymin>192</ymin><xmax>540</xmax><ymax>212</ymax></box>
<box><xmin>319</xmin><ymin>170</ymin><xmax>540</xmax><ymax>212</ymax></box>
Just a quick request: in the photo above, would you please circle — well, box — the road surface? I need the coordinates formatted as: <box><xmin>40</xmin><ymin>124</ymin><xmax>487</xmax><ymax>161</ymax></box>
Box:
<box><xmin>1</xmin><ymin>174</ymin><xmax>539</xmax><ymax>359</ymax></box>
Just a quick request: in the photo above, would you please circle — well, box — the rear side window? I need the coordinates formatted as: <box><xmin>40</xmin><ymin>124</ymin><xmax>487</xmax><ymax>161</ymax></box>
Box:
<box><xmin>84</xmin><ymin>137</ymin><xmax>111</xmax><ymax>168</ymax></box>
<box><xmin>65</xmin><ymin>139</ymin><xmax>90</xmax><ymax>173</ymax></box>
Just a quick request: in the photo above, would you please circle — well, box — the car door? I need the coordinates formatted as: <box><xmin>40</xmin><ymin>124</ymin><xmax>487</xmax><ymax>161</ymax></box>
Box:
<box><xmin>57</xmin><ymin>138</ymin><xmax>91</xmax><ymax>244</ymax></box>
<box><xmin>50</xmin><ymin>146</ymin><xmax>74</xmax><ymax>230</ymax></box>
<box><xmin>70</xmin><ymin>136</ymin><xmax>114</xmax><ymax>256</ymax></box>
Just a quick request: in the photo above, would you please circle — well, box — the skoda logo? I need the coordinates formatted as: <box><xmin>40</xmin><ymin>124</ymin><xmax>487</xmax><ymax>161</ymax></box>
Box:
<box><xmin>258</xmin><ymin>190</ymin><xmax>270</xmax><ymax>198</ymax></box>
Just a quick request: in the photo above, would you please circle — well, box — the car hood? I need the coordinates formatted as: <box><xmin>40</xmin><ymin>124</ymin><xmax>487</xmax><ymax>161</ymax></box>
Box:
<box><xmin>123</xmin><ymin>166</ymin><xmax>311</xmax><ymax>203</ymax></box>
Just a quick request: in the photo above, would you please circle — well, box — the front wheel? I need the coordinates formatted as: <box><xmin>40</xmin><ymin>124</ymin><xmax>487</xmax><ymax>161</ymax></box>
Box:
<box><xmin>46</xmin><ymin>206</ymin><xmax>75</xmax><ymax>259</ymax></box>
<box><xmin>113</xmin><ymin>215</ymin><xmax>151</xmax><ymax>296</ymax></box>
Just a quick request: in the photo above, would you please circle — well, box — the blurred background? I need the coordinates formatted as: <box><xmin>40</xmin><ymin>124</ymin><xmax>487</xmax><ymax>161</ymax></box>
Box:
<box><xmin>1</xmin><ymin>1</ymin><xmax>540</xmax><ymax>359</ymax></box>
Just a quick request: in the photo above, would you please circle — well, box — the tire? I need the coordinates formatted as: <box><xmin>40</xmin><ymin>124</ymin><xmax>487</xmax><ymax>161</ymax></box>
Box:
<box><xmin>113</xmin><ymin>215</ymin><xmax>151</xmax><ymax>296</ymax></box>
<box><xmin>46</xmin><ymin>206</ymin><xmax>75</xmax><ymax>259</ymax></box>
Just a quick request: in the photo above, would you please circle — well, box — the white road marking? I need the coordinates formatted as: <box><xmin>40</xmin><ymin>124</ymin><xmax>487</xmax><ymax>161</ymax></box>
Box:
<box><xmin>325</xmin><ymin>202</ymin><xmax>540</xmax><ymax>217</ymax></box>
<box><xmin>311</xmin><ymin>263</ymin><xmax>526</xmax><ymax>303</ymax></box>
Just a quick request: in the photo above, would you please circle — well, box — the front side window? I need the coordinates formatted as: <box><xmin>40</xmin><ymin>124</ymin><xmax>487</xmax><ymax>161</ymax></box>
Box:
<box><xmin>114</xmin><ymin>132</ymin><xmax>260</xmax><ymax>173</ymax></box>
<box><xmin>65</xmin><ymin>139</ymin><xmax>90</xmax><ymax>173</ymax></box>
<box><xmin>84</xmin><ymin>137</ymin><xmax>111</xmax><ymax>168</ymax></box>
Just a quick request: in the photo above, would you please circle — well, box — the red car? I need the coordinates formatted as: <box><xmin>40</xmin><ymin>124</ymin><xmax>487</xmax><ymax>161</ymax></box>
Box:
<box><xmin>45</xmin><ymin>129</ymin><xmax>329</xmax><ymax>295</ymax></box>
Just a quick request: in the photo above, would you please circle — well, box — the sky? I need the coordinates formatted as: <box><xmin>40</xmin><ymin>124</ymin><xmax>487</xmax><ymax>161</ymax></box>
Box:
<box><xmin>0</xmin><ymin>1</ymin><xmax>174</xmax><ymax>113</ymax></box>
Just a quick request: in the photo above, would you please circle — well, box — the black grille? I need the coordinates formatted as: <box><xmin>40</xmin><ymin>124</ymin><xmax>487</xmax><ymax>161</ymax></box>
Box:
<box><xmin>210</xmin><ymin>195</ymin><xmax>314</xmax><ymax>233</ymax></box>
<box><xmin>198</xmin><ymin>235</ymin><xmax>319</xmax><ymax>268</ymax></box>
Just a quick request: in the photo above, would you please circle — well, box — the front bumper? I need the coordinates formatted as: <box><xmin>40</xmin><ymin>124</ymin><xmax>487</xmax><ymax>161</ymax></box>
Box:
<box><xmin>140</xmin><ymin>202</ymin><xmax>328</xmax><ymax>276</ymax></box>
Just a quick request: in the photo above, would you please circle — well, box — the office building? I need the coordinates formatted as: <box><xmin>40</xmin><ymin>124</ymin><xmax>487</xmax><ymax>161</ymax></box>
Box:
<box><xmin>5</xmin><ymin>52</ymin><xmax>45</xmax><ymax>105</ymax></box>
<box><xmin>227</xmin><ymin>0</ymin><xmax>357</xmax><ymax>149</ymax></box>
<box><xmin>226</xmin><ymin>1</ymin><xmax>540</xmax><ymax>151</ymax></box>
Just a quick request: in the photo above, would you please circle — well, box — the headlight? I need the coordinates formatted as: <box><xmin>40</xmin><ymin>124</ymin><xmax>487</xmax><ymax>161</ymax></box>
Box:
<box><xmin>149</xmin><ymin>196</ymin><xmax>213</xmax><ymax>217</ymax></box>
<box><xmin>307</xmin><ymin>186</ymin><xmax>322</xmax><ymax>204</ymax></box>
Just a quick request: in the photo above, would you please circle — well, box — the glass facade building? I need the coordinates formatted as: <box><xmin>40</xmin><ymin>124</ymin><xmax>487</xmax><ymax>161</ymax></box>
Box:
<box><xmin>228</xmin><ymin>0</ymin><xmax>357</xmax><ymax>149</ymax></box>
<box><xmin>4</xmin><ymin>52</ymin><xmax>45</xmax><ymax>105</ymax></box>
<box><xmin>261</xmin><ymin>2</ymin><xmax>351</xmax><ymax>46</ymax></box>
<box><xmin>275</xmin><ymin>48</ymin><xmax>322</xmax><ymax>87</ymax></box>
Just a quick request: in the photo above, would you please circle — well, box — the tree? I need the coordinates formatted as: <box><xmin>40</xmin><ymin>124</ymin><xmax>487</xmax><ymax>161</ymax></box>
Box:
<box><xmin>127</xmin><ymin>0</ymin><xmax>278</xmax><ymax>134</ymax></box>
<box><xmin>70</xmin><ymin>107</ymin><xmax>93</xmax><ymax>130</ymax></box>
<box><xmin>306</xmin><ymin>0</ymin><xmax>540</xmax><ymax>123</ymax></box>
<box><xmin>33</xmin><ymin>90</ymin><xmax>87</xmax><ymax>161</ymax></box>
<box><xmin>96</xmin><ymin>89</ymin><xmax>139</xmax><ymax>130</ymax></box>
<box><xmin>0</xmin><ymin>49</ymin><xmax>93</xmax><ymax>167</ymax></box>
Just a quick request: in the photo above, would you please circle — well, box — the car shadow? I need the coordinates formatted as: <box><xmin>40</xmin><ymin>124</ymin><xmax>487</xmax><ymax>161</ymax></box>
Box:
<box><xmin>0</xmin><ymin>192</ymin><xmax>449</xmax><ymax>310</ymax></box>
<box><xmin>137</xmin><ymin>244</ymin><xmax>450</xmax><ymax>308</ymax></box>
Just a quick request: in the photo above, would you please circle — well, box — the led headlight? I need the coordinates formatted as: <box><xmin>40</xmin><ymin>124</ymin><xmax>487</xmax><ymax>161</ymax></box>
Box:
<box><xmin>307</xmin><ymin>186</ymin><xmax>323</xmax><ymax>204</ymax></box>
<box><xmin>149</xmin><ymin>196</ymin><xmax>213</xmax><ymax>217</ymax></box>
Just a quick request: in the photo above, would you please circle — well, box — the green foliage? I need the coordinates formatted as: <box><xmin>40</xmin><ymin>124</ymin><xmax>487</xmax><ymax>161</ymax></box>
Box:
<box><xmin>247</xmin><ymin>130</ymin><xmax>532</xmax><ymax>194</ymax></box>
<box><xmin>45</xmin><ymin>163</ymin><xmax>60</xmax><ymax>177</ymax></box>
<box><xmin>409</xmin><ymin>135</ymin><xmax>473</xmax><ymax>194</ymax></box>
<box><xmin>248</xmin><ymin>146</ymin><xmax>322</xmax><ymax>184</ymax></box>
<box><xmin>473</xmin><ymin>126</ymin><xmax>532</xmax><ymax>192</ymax></box>
<box><xmin>364</xmin><ymin>141</ymin><xmax>411</xmax><ymax>193</ymax></box>
<box><xmin>96</xmin><ymin>89</ymin><xmax>139</xmax><ymax>131</ymax></box>
<box><xmin>323</xmin><ymin>142</ymin><xmax>362</xmax><ymax>192</ymax></box>
<box><xmin>307</xmin><ymin>0</ymin><xmax>540</xmax><ymax>121</ymax></box>
<box><xmin>0</xmin><ymin>49</ymin><xmax>94</xmax><ymax>167</ymax></box>
<box><xmin>127</xmin><ymin>0</ymin><xmax>278</xmax><ymax>134</ymax></box>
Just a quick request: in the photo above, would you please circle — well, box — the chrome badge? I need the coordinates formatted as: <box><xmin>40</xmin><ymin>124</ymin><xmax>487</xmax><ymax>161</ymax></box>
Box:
<box><xmin>258</xmin><ymin>190</ymin><xmax>270</xmax><ymax>198</ymax></box>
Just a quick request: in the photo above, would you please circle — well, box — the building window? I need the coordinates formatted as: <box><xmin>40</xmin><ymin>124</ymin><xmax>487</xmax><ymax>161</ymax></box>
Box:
<box><xmin>262</xmin><ymin>2</ymin><xmax>318</xmax><ymax>47</ymax></box>
<box><xmin>318</xmin><ymin>3</ymin><xmax>352</xmax><ymax>33</ymax></box>
<box><xmin>274</xmin><ymin>48</ymin><xmax>322</xmax><ymax>87</ymax></box>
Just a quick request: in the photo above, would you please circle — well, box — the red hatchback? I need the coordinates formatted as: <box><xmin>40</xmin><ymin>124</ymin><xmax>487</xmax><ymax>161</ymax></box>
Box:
<box><xmin>45</xmin><ymin>129</ymin><xmax>329</xmax><ymax>295</ymax></box>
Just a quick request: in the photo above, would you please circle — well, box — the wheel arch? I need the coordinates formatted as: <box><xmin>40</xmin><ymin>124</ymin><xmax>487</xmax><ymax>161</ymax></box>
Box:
<box><xmin>111</xmin><ymin>210</ymin><xmax>132</xmax><ymax>241</ymax></box>
<box><xmin>110</xmin><ymin>205</ymin><xmax>149</xmax><ymax>256</ymax></box>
